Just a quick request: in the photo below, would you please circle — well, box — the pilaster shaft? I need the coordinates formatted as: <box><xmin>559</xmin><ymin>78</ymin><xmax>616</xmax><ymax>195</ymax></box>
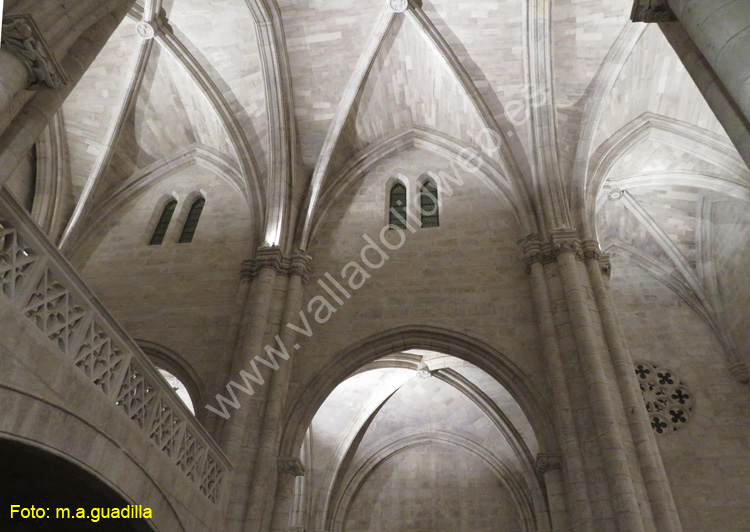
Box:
<box><xmin>223</xmin><ymin>248</ymin><xmax>281</xmax><ymax>529</ymax></box>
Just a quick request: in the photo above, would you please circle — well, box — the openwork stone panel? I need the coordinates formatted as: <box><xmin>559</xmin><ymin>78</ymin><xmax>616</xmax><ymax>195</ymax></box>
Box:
<box><xmin>117</xmin><ymin>362</ymin><xmax>159</xmax><ymax>430</ymax></box>
<box><xmin>150</xmin><ymin>397</ymin><xmax>185</xmax><ymax>459</ymax></box>
<box><xmin>0</xmin><ymin>197</ymin><xmax>228</xmax><ymax>503</ymax></box>
<box><xmin>177</xmin><ymin>429</ymin><xmax>204</xmax><ymax>482</ymax></box>
<box><xmin>24</xmin><ymin>268</ymin><xmax>86</xmax><ymax>354</ymax></box>
<box><xmin>200</xmin><ymin>454</ymin><xmax>223</xmax><ymax>502</ymax></box>
<box><xmin>74</xmin><ymin>320</ymin><xmax>130</xmax><ymax>398</ymax></box>
<box><xmin>635</xmin><ymin>361</ymin><xmax>694</xmax><ymax>434</ymax></box>
<box><xmin>0</xmin><ymin>219</ymin><xmax>37</xmax><ymax>298</ymax></box>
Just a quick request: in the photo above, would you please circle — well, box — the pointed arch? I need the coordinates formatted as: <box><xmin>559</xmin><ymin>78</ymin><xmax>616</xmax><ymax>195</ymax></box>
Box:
<box><xmin>31</xmin><ymin>112</ymin><xmax>69</xmax><ymax>244</ymax></box>
<box><xmin>307</xmin><ymin>127</ymin><xmax>538</xmax><ymax>246</ymax></box>
<box><xmin>569</xmin><ymin>22</ymin><xmax>646</xmax><ymax>233</ymax></box>
<box><xmin>138</xmin><ymin>339</ymin><xmax>208</xmax><ymax>421</ymax></box>
<box><xmin>329</xmin><ymin>432</ymin><xmax>537</xmax><ymax>532</ymax></box>
<box><xmin>67</xmin><ymin>145</ymin><xmax>258</xmax><ymax>257</ymax></box>
<box><xmin>279</xmin><ymin>325</ymin><xmax>557</xmax><ymax>462</ymax></box>
<box><xmin>296</xmin><ymin>3</ymin><xmax>530</xmax><ymax>250</ymax></box>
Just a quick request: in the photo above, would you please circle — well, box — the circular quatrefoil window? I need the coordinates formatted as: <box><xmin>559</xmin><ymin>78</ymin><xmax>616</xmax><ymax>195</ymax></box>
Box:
<box><xmin>634</xmin><ymin>361</ymin><xmax>693</xmax><ymax>434</ymax></box>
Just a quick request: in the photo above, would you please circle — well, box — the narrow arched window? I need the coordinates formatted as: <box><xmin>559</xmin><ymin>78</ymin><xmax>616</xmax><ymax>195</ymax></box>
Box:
<box><xmin>420</xmin><ymin>179</ymin><xmax>439</xmax><ymax>228</ymax></box>
<box><xmin>388</xmin><ymin>183</ymin><xmax>407</xmax><ymax>229</ymax></box>
<box><xmin>179</xmin><ymin>198</ymin><xmax>205</xmax><ymax>243</ymax></box>
<box><xmin>149</xmin><ymin>200</ymin><xmax>177</xmax><ymax>245</ymax></box>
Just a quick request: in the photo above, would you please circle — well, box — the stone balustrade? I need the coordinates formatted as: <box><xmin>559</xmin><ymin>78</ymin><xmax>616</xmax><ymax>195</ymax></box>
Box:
<box><xmin>0</xmin><ymin>188</ymin><xmax>230</xmax><ymax>504</ymax></box>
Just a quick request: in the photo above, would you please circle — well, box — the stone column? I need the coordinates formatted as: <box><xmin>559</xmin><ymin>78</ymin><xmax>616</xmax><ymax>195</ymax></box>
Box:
<box><xmin>0</xmin><ymin>49</ymin><xmax>34</xmax><ymax>137</ymax></box>
<box><xmin>521</xmin><ymin>231</ymin><xmax>683</xmax><ymax>532</ymax></box>
<box><xmin>632</xmin><ymin>0</ymin><xmax>750</xmax><ymax>131</ymax></box>
<box><xmin>583</xmin><ymin>241</ymin><xmax>682</xmax><ymax>532</ymax></box>
<box><xmin>522</xmin><ymin>237</ymin><xmax>594</xmax><ymax>532</ymax></box>
<box><xmin>553</xmin><ymin>232</ymin><xmax>647</xmax><ymax>532</ymax></box>
<box><xmin>221</xmin><ymin>247</ymin><xmax>283</xmax><ymax>528</ymax></box>
<box><xmin>0</xmin><ymin>3</ymin><xmax>134</xmax><ymax>185</ymax></box>
<box><xmin>659</xmin><ymin>21</ymin><xmax>750</xmax><ymax>168</ymax></box>
<box><xmin>245</xmin><ymin>252</ymin><xmax>311</xmax><ymax>532</ymax></box>
<box><xmin>0</xmin><ymin>15</ymin><xmax>67</xmax><ymax>138</ymax></box>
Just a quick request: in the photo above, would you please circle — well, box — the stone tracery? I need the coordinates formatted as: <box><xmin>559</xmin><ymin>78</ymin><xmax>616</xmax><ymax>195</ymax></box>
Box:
<box><xmin>635</xmin><ymin>361</ymin><xmax>694</xmax><ymax>434</ymax></box>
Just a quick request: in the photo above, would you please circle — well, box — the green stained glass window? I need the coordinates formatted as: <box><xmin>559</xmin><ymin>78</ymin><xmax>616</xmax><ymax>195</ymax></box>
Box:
<box><xmin>389</xmin><ymin>183</ymin><xmax>407</xmax><ymax>229</ymax></box>
<box><xmin>420</xmin><ymin>179</ymin><xmax>439</xmax><ymax>228</ymax></box>
<box><xmin>149</xmin><ymin>200</ymin><xmax>177</xmax><ymax>245</ymax></box>
<box><xmin>179</xmin><ymin>198</ymin><xmax>205</xmax><ymax>244</ymax></box>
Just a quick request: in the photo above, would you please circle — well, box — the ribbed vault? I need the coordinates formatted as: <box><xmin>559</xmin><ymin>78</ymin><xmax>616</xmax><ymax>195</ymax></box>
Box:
<box><xmin>296</xmin><ymin>351</ymin><xmax>545</xmax><ymax>532</ymax></box>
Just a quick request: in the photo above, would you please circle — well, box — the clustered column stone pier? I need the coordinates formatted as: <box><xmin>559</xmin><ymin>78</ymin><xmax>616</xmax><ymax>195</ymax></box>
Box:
<box><xmin>219</xmin><ymin>247</ymin><xmax>282</xmax><ymax>529</ymax></box>
<box><xmin>214</xmin><ymin>246</ymin><xmax>312</xmax><ymax>532</ymax></box>
<box><xmin>524</xmin><ymin>241</ymin><xmax>594</xmax><ymax>532</ymax></box>
<box><xmin>520</xmin><ymin>231</ymin><xmax>683</xmax><ymax>532</ymax></box>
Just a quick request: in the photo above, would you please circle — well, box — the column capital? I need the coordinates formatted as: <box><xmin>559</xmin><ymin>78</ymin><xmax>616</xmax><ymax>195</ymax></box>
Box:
<box><xmin>582</xmin><ymin>240</ymin><xmax>612</xmax><ymax>279</ymax></box>
<box><xmin>290</xmin><ymin>251</ymin><xmax>313</xmax><ymax>284</ymax></box>
<box><xmin>241</xmin><ymin>247</ymin><xmax>313</xmax><ymax>282</ymax></box>
<box><xmin>536</xmin><ymin>453</ymin><xmax>562</xmax><ymax>474</ymax></box>
<box><xmin>518</xmin><ymin>234</ymin><xmax>555</xmax><ymax>271</ymax></box>
<box><xmin>1</xmin><ymin>15</ymin><xmax>67</xmax><ymax>90</ymax></box>
<box><xmin>550</xmin><ymin>230</ymin><xmax>585</xmax><ymax>261</ymax></box>
<box><xmin>241</xmin><ymin>246</ymin><xmax>285</xmax><ymax>279</ymax></box>
<box><xmin>631</xmin><ymin>0</ymin><xmax>677</xmax><ymax>23</ymax></box>
<box><xmin>729</xmin><ymin>361</ymin><xmax>750</xmax><ymax>385</ymax></box>
<box><xmin>277</xmin><ymin>457</ymin><xmax>305</xmax><ymax>476</ymax></box>
<box><xmin>519</xmin><ymin>234</ymin><xmax>611</xmax><ymax>277</ymax></box>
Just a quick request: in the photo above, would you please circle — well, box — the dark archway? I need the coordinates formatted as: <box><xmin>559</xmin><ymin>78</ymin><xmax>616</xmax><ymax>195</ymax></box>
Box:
<box><xmin>0</xmin><ymin>438</ymin><xmax>155</xmax><ymax>531</ymax></box>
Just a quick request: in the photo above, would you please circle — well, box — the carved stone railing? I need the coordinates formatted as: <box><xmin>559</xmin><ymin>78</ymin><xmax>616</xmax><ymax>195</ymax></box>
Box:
<box><xmin>0</xmin><ymin>189</ymin><xmax>230</xmax><ymax>503</ymax></box>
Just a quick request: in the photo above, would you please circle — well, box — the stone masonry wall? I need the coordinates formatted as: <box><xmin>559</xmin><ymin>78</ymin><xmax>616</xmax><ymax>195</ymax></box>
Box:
<box><xmin>343</xmin><ymin>443</ymin><xmax>521</xmax><ymax>532</ymax></box>
<box><xmin>610</xmin><ymin>255</ymin><xmax>750</xmax><ymax>532</ymax></box>
<box><xmin>73</xmin><ymin>164</ymin><xmax>254</xmax><ymax>415</ymax></box>
<box><xmin>288</xmin><ymin>146</ymin><xmax>546</xmax><ymax>418</ymax></box>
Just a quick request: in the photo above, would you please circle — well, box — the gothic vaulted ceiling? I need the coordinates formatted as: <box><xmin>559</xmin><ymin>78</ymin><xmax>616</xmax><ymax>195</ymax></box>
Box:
<box><xmin>6</xmin><ymin>0</ymin><xmax>748</xmax><ymax>288</ymax></box>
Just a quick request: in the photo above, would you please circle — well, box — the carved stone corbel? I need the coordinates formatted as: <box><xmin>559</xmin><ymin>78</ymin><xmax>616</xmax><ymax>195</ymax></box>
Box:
<box><xmin>536</xmin><ymin>453</ymin><xmax>562</xmax><ymax>474</ymax></box>
<box><xmin>2</xmin><ymin>15</ymin><xmax>67</xmax><ymax>90</ymax></box>
<box><xmin>278</xmin><ymin>457</ymin><xmax>305</xmax><ymax>477</ymax></box>
<box><xmin>631</xmin><ymin>0</ymin><xmax>677</xmax><ymax>23</ymax></box>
